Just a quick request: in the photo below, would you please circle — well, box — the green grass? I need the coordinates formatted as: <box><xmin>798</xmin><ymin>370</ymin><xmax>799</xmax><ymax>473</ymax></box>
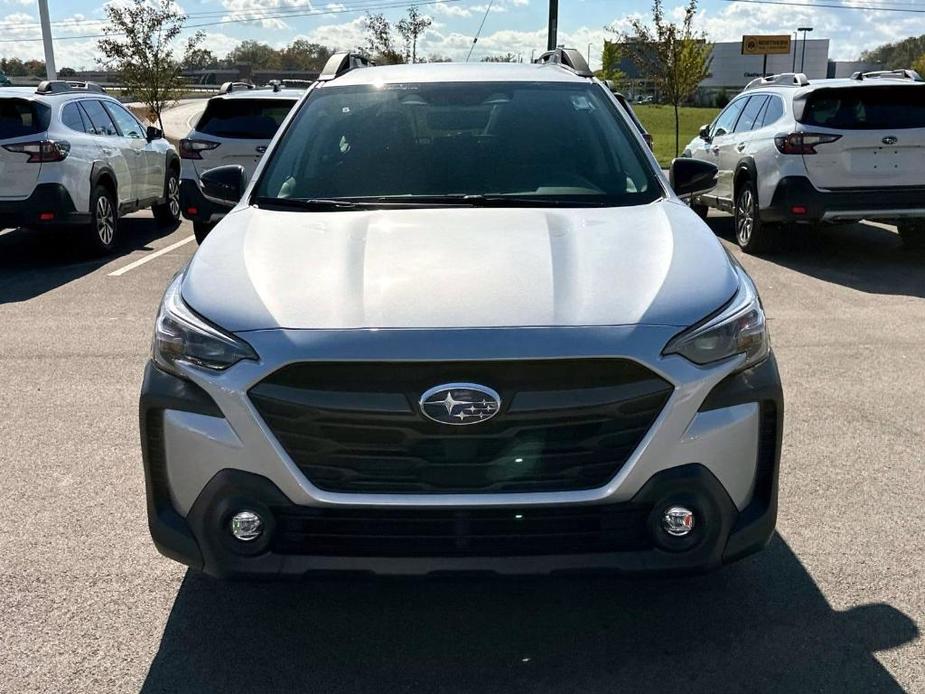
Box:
<box><xmin>633</xmin><ymin>104</ymin><xmax>721</xmax><ymax>167</ymax></box>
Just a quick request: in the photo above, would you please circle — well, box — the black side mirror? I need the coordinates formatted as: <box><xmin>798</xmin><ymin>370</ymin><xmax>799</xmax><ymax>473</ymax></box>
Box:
<box><xmin>201</xmin><ymin>165</ymin><xmax>248</xmax><ymax>206</ymax></box>
<box><xmin>669</xmin><ymin>158</ymin><xmax>717</xmax><ymax>199</ymax></box>
<box><xmin>698</xmin><ymin>124</ymin><xmax>711</xmax><ymax>141</ymax></box>
<box><xmin>146</xmin><ymin>125</ymin><xmax>163</xmax><ymax>141</ymax></box>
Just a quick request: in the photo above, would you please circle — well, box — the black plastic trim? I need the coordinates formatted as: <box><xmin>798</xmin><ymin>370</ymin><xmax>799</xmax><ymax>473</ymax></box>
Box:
<box><xmin>763</xmin><ymin>175</ymin><xmax>925</xmax><ymax>223</ymax></box>
<box><xmin>180</xmin><ymin>177</ymin><xmax>227</xmax><ymax>222</ymax></box>
<box><xmin>0</xmin><ymin>182</ymin><xmax>89</xmax><ymax>228</ymax></box>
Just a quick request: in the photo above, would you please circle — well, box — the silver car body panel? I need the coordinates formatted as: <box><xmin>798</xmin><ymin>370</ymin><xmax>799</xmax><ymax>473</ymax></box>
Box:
<box><xmin>182</xmin><ymin>200</ymin><xmax>739</xmax><ymax>332</ymax></box>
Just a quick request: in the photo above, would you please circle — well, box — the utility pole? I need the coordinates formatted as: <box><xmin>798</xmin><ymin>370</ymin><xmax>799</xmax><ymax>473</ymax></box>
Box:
<box><xmin>798</xmin><ymin>26</ymin><xmax>813</xmax><ymax>74</ymax></box>
<box><xmin>791</xmin><ymin>31</ymin><xmax>797</xmax><ymax>72</ymax></box>
<box><xmin>546</xmin><ymin>0</ymin><xmax>558</xmax><ymax>51</ymax></box>
<box><xmin>38</xmin><ymin>0</ymin><xmax>56</xmax><ymax>80</ymax></box>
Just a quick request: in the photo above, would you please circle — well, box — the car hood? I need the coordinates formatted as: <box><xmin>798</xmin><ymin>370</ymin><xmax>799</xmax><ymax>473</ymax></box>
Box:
<box><xmin>182</xmin><ymin>200</ymin><xmax>739</xmax><ymax>332</ymax></box>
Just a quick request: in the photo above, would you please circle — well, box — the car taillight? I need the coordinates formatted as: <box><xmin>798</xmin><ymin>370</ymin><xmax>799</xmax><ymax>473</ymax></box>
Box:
<box><xmin>2</xmin><ymin>139</ymin><xmax>70</xmax><ymax>162</ymax></box>
<box><xmin>774</xmin><ymin>132</ymin><xmax>841</xmax><ymax>155</ymax></box>
<box><xmin>179</xmin><ymin>138</ymin><xmax>220</xmax><ymax>160</ymax></box>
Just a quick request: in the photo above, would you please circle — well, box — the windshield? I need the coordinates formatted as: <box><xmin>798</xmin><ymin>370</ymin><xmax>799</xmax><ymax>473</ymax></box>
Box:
<box><xmin>254</xmin><ymin>81</ymin><xmax>660</xmax><ymax>207</ymax></box>
<box><xmin>197</xmin><ymin>98</ymin><xmax>296</xmax><ymax>139</ymax></box>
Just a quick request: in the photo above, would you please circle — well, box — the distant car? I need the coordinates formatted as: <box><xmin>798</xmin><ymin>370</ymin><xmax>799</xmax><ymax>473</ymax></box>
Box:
<box><xmin>684</xmin><ymin>69</ymin><xmax>925</xmax><ymax>252</ymax></box>
<box><xmin>0</xmin><ymin>80</ymin><xmax>180</xmax><ymax>253</ymax></box>
<box><xmin>0</xmin><ymin>72</ymin><xmax>12</xmax><ymax>87</ymax></box>
<box><xmin>178</xmin><ymin>81</ymin><xmax>303</xmax><ymax>243</ymax></box>
<box><xmin>604</xmin><ymin>82</ymin><xmax>654</xmax><ymax>150</ymax></box>
<box><xmin>637</xmin><ymin>95</ymin><xmax>655</xmax><ymax>105</ymax></box>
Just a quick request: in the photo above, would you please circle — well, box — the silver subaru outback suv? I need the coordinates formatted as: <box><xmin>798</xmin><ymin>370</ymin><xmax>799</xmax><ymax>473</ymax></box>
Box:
<box><xmin>140</xmin><ymin>51</ymin><xmax>783</xmax><ymax>578</ymax></box>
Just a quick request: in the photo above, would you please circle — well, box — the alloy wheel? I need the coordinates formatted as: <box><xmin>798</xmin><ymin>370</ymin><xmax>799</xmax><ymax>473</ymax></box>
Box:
<box><xmin>736</xmin><ymin>188</ymin><xmax>754</xmax><ymax>246</ymax></box>
<box><xmin>96</xmin><ymin>195</ymin><xmax>114</xmax><ymax>246</ymax></box>
<box><xmin>168</xmin><ymin>176</ymin><xmax>180</xmax><ymax>219</ymax></box>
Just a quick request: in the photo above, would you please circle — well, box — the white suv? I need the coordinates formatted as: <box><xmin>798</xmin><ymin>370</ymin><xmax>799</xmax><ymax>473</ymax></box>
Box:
<box><xmin>684</xmin><ymin>70</ymin><xmax>925</xmax><ymax>252</ymax></box>
<box><xmin>178</xmin><ymin>82</ymin><xmax>303</xmax><ymax>243</ymax></box>
<box><xmin>0</xmin><ymin>81</ymin><xmax>180</xmax><ymax>253</ymax></box>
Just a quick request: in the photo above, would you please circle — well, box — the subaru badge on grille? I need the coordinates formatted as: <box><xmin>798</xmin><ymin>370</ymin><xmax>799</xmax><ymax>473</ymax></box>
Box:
<box><xmin>419</xmin><ymin>383</ymin><xmax>501</xmax><ymax>425</ymax></box>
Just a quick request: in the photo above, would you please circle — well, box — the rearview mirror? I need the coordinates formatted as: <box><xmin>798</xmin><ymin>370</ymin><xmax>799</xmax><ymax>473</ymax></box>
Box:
<box><xmin>669</xmin><ymin>158</ymin><xmax>717</xmax><ymax>199</ymax></box>
<box><xmin>698</xmin><ymin>124</ymin><xmax>711</xmax><ymax>141</ymax></box>
<box><xmin>201</xmin><ymin>165</ymin><xmax>248</xmax><ymax>206</ymax></box>
<box><xmin>146</xmin><ymin>125</ymin><xmax>163</xmax><ymax>142</ymax></box>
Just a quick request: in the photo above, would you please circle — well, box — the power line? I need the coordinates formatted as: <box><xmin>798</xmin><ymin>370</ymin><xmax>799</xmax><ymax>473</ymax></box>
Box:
<box><xmin>0</xmin><ymin>0</ymin><xmax>415</xmax><ymax>31</ymax></box>
<box><xmin>722</xmin><ymin>0</ymin><xmax>925</xmax><ymax>13</ymax></box>
<box><xmin>466</xmin><ymin>0</ymin><xmax>494</xmax><ymax>63</ymax></box>
<box><xmin>0</xmin><ymin>0</ymin><xmax>462</xmax><ymax>43</ymax></box>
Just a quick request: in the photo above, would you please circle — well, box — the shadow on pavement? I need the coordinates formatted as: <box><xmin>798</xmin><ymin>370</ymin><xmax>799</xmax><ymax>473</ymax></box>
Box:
<box><xmin>0</xmin><ymin>216</ymin><xmax>177</xmax><ymax>304</ymax></box>
<box><xmin>708</xmin><ymin>216</ymin><xmax>925</xmax><ymax>298</ymax></box>
<box><xmin>141</xmin><ymin>537</ymin><xmax>918</xmax><ymax>693</ymax></box>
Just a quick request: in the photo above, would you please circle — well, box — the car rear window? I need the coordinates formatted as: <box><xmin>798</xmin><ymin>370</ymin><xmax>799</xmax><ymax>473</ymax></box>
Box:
<box><xmin>197</xmin><ymin>98</ymin><xmax>296</xmax><ymax>139</ymax></box>
<box><xmin>0</xmin><ymin>99</ymin><xmax>51</xmax><ymax>139</ymax></box>
<box><xmin>801</xmin><ymin>86</ymin><xmax>925</xmax><ymax>130</ymax></box>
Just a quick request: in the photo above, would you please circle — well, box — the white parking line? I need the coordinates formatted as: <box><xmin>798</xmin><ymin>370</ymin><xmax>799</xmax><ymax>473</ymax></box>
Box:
<box><xmin>108</xmin><ymin>235</ymin><xmax>196</xmax><ymax>277</ymax></box>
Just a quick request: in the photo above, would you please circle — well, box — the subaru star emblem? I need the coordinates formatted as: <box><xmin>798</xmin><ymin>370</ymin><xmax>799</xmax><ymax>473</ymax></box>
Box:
<box><xmin>882</xmin><ymin>136</ymin><xmax>898</xmax><ymax>145</ymax></box>
<box><xmin>419</xmin><ymin>383</ymin><xmax>501</xmax><ymax>425</ymax></box>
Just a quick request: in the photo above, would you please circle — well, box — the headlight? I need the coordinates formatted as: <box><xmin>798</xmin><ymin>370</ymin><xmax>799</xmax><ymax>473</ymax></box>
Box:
<box><xmin>663</xmin><ymin>266</ymin><xmax>769</xmax><ymax>371</ymax></box>
<box><xmin>153</xmin><ymin>272</ymin><xmax>257</xmax><ymax>376</ymax></box>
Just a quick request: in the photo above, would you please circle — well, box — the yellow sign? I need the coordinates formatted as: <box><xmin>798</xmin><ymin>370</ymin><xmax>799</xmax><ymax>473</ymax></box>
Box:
<box><xmin>741</xmin><ymin>35</ymin><xmax>792</xmax><ymax>56</ymax></box>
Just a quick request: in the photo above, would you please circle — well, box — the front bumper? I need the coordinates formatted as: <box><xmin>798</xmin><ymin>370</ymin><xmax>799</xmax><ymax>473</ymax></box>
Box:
<box><xmin>763</xmin><ymin>175</ymin><xmax>925</xmax><ymax>224</ymax></box>
<box><xmin>179</xmin><ymin>178</ymin><xmax>230</xmax><ymax>224</ymax></box>
<box><xmin>0</xmin><ymin>183</ymin><xmax>89</xmax><ymax>229</ymax></box>
<box><xmin>139</xmin><ymin>325</ymin><xmax>784</xmax><ymax>579</ymax></box>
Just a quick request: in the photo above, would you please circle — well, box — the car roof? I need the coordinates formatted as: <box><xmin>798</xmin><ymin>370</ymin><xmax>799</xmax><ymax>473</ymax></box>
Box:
<box><xmin>211</xmin><ymin>88</ymin><xmax>305</xmax><ymax>101</ymax></box>
<box><xmin>751</xmin><ymin>77</ymin><xmax>925</xmax><ymax>100</ymax></box>
<box><xmin>0</xmin><ymin>87</ymin><xmax>122</xmax><ymax>104</ymax></box>
<box><xmin>326</xmin><ymin>62</ymin><xmax>590</xmax><ymax>87</ymax></box>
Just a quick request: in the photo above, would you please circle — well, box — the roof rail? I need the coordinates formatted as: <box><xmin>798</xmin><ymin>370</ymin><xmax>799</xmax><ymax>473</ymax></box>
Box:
<box><xmin>35</xmin><ymin>80</ymin><xmax>105</xmax><ymax>95</ymax></box>
<box><xmin>743</xmin><ymin>72</ymin><xmax>810</xmax><ymax>91</ymax></box>
<box><xmin>534</xmin><ymin>47</ymin><xmax>594</xmax><ymax>78</ymax></box>
<box><xmin>218</xmin><ymin>81</ymin><xmax>255</xmax><ymax>94</ymax></box>
<box><xmin>281</xmin><ymin>78</ymin><xmax>314</xmax><ymax>89</ymax></box>
<box><xmin>850</xmin><ymin>69</ymin><xmax>924</xmax><ymax>82</ymax></box>
<box><xmin>318</xmin><ymin>52</ymin><xmax>374</xmax><ymax>82</ymax></box>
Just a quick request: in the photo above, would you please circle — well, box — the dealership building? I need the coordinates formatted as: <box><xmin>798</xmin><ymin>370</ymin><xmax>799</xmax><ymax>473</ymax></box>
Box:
<box><xmin>618</xmin><ymin>38</ymin><xmax>883</xmax><ymax>105</ymax></box>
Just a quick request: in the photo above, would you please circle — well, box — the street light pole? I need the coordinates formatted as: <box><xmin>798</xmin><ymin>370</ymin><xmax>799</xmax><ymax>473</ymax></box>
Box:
<box><xmin>798</xmin><ymin>26</ymin><xmax>813</xmax><ymax>74</ymax></box>
<box><xmin>791</xmin><ymin>31</ymin><xmax>797</xmax><ymax>72</ymax></box>
<box><xmin>38</xmin><ymin>0</ymin><xmax>57</xmax><ymax>80</ymax></box>
<box><xmin>547</xmin><ymin>0</ymin><xmax>558</xmax><ymax>51</ymax></box>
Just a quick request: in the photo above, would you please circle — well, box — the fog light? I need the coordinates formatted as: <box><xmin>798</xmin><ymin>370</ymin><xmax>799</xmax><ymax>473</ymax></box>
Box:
<box><xmin>661</xmin><ymin>506</ymin><xmax>695</xmax><ymax>537</ymax></box>
<box><xmin>230</xmin><ymin>510</ymin><xmax>263</xmax><ymax>542</ymax></box>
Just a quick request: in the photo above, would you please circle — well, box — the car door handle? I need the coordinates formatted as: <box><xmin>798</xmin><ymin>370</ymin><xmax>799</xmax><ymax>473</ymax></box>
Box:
<box><xmin>711</xmin><ymin>146</ymin><xmax>720</xmax><ymax>155</ymax></box>
<box><xmin>736</xmin><ymin>143</ymin><xmax>747</xmax><ymax>152</ymax></box>
<box><xmin>256</xmin><ymin>145</ymin><xmax>267</xmax><ymax>153</ymax></box>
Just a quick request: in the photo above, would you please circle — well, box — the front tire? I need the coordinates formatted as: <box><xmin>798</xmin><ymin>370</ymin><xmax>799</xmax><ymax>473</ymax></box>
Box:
<box><xmin>734</xmin><ymin>180</ymin><xmax>777</xmax><ymax>254</ymax></box>
<box><xmin>153</xmin><ymin>168</ymin><xmax>181</xmax><ymax>228</ymax></box>
<box><xmin>193</xmin><ymin>221</ymin><xmax>214</xmax><ymax>244</ymax></box>
<box><xmin>898</xmin><ymin>221</ymin><xmax>925</xmax><ymax>249</ymax></box>
<box><xmin>85</xmin><ymin>184</ymin><xmax>119</xmax><ymax>254</ymax></box>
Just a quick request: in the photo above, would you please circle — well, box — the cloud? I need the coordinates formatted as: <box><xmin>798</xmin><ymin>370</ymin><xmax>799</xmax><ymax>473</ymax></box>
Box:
<box><xmin>220</xmin><ymin>0</ymin><xmax>315</xmax><ymax>29</ymax></box>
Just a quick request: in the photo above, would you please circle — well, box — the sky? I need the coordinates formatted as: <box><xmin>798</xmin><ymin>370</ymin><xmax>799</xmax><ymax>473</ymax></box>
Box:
<box><xmin>2</xmin><ymin>0</ymin><xmax>925</xmax><ymax>71</ymax></box>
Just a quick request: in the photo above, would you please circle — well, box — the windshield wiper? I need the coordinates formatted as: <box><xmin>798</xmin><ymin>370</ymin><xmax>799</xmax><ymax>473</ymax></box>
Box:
<box><xmin>357</xmin><ymin>194</ymin><xmax>612</xmax><ymax>208</ymax></box>
<box><xmin>254</xmin><ymin>197</ymin><xmax>369</xmax><ymax>211</ymax></box>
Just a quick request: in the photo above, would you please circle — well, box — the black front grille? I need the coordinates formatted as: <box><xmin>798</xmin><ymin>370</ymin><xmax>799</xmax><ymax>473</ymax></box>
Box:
<box><xmin>271</xmin><ymin>503</ymin><xmax>652</xmax><ymax>556</ymax></box>
<box><xmin>249</xmin><ymin>360</ymin><xmax>673</xmax><ymax>494</ymax></box>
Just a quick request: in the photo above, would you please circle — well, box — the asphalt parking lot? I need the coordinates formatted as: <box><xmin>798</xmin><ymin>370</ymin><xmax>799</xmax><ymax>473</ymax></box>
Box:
<box><xmin>0</xmin><ymin>213</ymin><xmax>922</xmax><ymax>693</ymax></box>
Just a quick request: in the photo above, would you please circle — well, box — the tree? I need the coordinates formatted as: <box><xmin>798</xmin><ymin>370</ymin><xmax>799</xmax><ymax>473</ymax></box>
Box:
<box><xmin>481</xmin><ymin>53</ymin><xmax>521</xmax><ymax>63</ymax></box>
<box><xmin>595</xmin><ymin>41</ymin><xmax>623</xmax><ymax>82</ymax></box>
<box><xmin>610</xmin><ymin>0</ymin><xmax>711</xmax><ymax>157</ymax></box>
<box><xmin>184</xmin><ymin>48</ymin><xmax>218</xmax><ymax>71</ymax></box>
<box><xmin>861</xmin><ymin>35</ymin><xmax>925</xmax><ymax>70</ymax></box>
<box><xmin>58</xmin><ymin>66</ymin><xmax>77</xmax><ymax>78</ymax></box>
<box><xmin>280</xmin><ymin>39</ymin><xmax>333</xmax><ymax>71</ymax></box>
<box><xmin>913</xmin><ymin>53</ymin><xmax>925</xmax><ymax>77</ymax></box>
<box><xmin>362</xmin><ymin>12</ymin><xmax>405</xmax><ymax>64</ymax></box>
<box><xmin>97</xmin><ymin>0</ymin><xmax>203</xmax><ymax>130</ymax></box>
<box><xmin>396</xmin><ymin>7</ymin><xmax>432</xmax><ymax>63</ymax></box>
<box><xmin>226</xmin><ymin>40</ymin><xmax>281</xmax><ymax>69</ymax></box>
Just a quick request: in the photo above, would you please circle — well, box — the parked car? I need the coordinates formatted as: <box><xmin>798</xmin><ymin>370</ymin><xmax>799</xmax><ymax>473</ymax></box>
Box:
<box><xmin>179</xmin><ymin>81</ymin><xmax>303</xmax><ymax>243</ymax></box>
<box><xmin>0</xmin><ymin>80</ymin><xmax>180</xmax><ymax>252</ymax></box>
<box><xmin>684</xmin><ymin>70</ymin><xmax>925</xmax><ymax>252</ymax></box>
<box><xmin>0</xmin><ymin>72</ymin><xmax>12</xmax><ymax>87</ymax></box>
<box><xmin>141</xmin><ymin>50</ymin><xmax>783</xmax><ymax>579</ymax></box>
